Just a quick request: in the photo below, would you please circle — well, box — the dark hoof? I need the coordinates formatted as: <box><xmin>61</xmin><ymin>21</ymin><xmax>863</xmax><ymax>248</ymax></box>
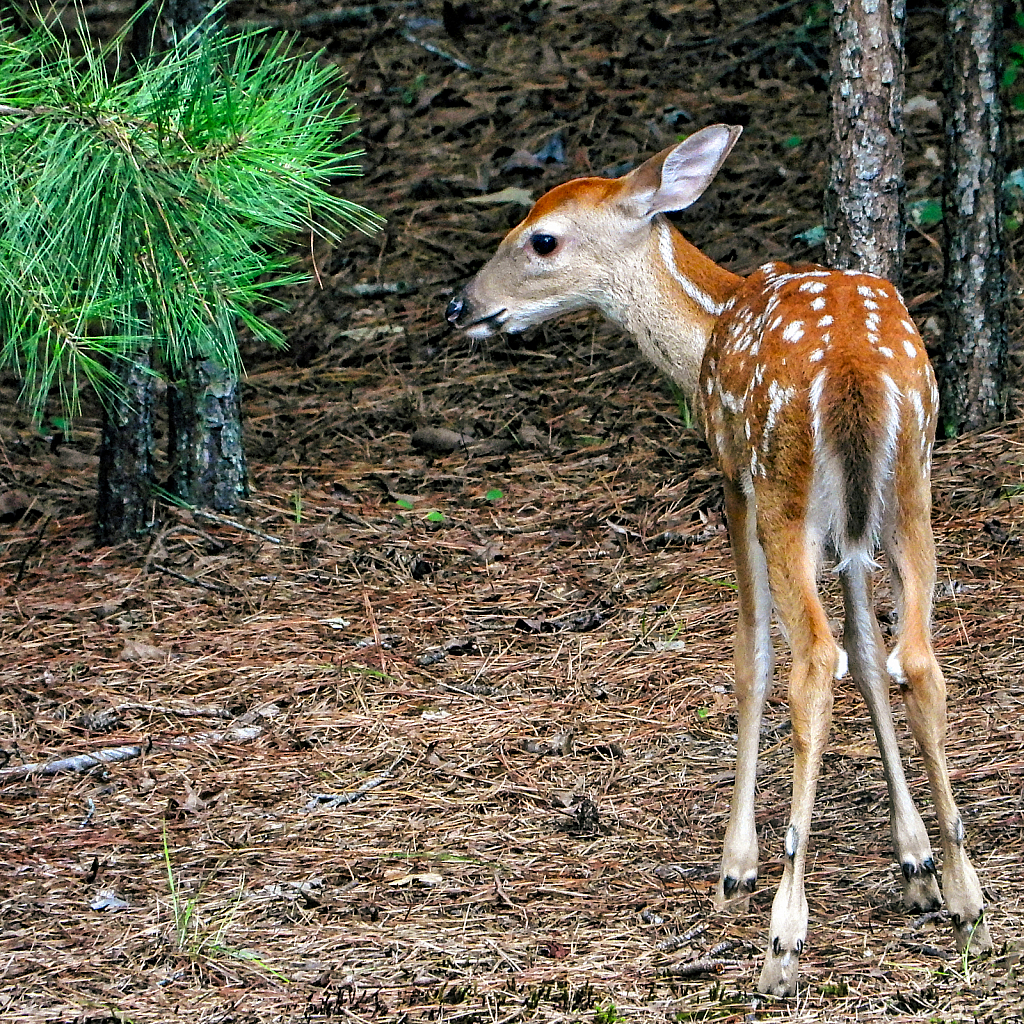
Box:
<box><xmin>902</xmin><ymin>857</ymin><xmax>937</xmax><ymax>881</ymax></box>
<box><xmin>722</xmin><ymin>874</ymin><xmax>757</xmax><ymax>898</ymax></box>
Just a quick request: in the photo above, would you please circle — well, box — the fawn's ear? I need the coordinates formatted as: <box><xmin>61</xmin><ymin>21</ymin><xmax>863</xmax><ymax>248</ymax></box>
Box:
<box><xmin>620</xmin><ymin>124</ymin><xmax>743</xmax><ymax>219</ymax></box>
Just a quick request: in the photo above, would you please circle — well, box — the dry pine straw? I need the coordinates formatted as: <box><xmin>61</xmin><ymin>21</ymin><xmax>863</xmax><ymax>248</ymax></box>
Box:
<box><xmin>2</xmin><ymin>345</ymin><xmax>1024</xmax><ymax>1024</ymax></box>
<box><xmin>3</xmin><ymin>0</ymin><xmax>1023</xmax><ymax>1018</ymax></box>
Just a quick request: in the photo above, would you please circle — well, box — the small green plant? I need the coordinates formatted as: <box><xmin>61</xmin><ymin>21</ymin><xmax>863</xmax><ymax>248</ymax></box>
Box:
<box><xmin>668</xmin><ymin>380</ymin><xmax>695</xmax><ymax>429</ymax></box>
<box><xmin>959</xmin><ymin>914</ymin><xmax>986</xmax><ymax>986</ymax></box>
<box><xmin>290</xmin><ymin>489</ymin><xmax>303</xmax><ymax>523</ymax></box>
<box><xmin>794</xmin><ymin>223</ymin><xmax>827</xmax><ymax>246</ymax></box>
<box><xmin>394</xmin><ymin>498</ymin><xmax>446</xmax><ymax>524</ymax></box>
<box><xmin>485</xmin><ymin>488</ymin><xmax>504</xmax><ymax>502</ymax></box>
<box><xmin>1002</xmin><ymin>5</ymin><xmax>1024</xmax><ymax>110</ymax></box>
<box><xmin>594</xmin><ymin>1002</ymin><xmax>626</xmax><ymax>1024</ymax></box>
<box><xmin>697</xmin><ymin>576</ymin><xmax>738</xmax><ymax>592</ymax></box>
<box><xmin>162</xmin><ymin>825</ymin><xmax>203</xmax><ymax>950</ymax></box>
<box><xmin>162</xmin><ymin>826</ymin><xmax>288</xmax><ymax>980</ymax></box>
<box><xmin>817</xmin><ymin>978</ymin><xmax>850</xmax><ymax>996</ymax></box>
<box><xmin>1003</xmin><ymin>167</ymin><xmax>1024</xmax><ymax>233</ymax></box>
<box><xmin>909</xmin><ymin>198</ymin><xmax>943</xmax><ymax>229</ymax></box>
<box><xmin>401</xmin><ymin>71</ymin><xmax>428</xmax><ymax>104</ymax></box>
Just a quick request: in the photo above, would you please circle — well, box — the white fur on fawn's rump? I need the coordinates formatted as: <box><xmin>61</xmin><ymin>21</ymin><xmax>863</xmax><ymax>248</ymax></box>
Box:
<box><xmin>834</xmin><ymin>648</ymin><xmax>848</xmax><ymax>680</ymax></box>
<box><xmin>886</xmin><ymin>648</ymin><xmax>905</xmax><ymax>682</ymax></box>
<box><xmin>447</xmin><ymin>123</ymin><xmax>991</xmax><ymax>995</ymax></box>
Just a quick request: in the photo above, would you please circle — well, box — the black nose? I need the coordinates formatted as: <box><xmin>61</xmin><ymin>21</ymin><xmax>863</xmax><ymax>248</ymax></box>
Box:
<box><xmin>446</xmin><ymin>294</ymin><xmax>465</xmax><ymax>324</ymax></box>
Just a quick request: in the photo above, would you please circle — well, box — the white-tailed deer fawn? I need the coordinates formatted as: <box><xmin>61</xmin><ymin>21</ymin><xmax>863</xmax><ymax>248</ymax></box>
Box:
<box><xmin>446</xmin><ymin>124</ymin><xmax>991</xmax><ymax>995</ymax></box>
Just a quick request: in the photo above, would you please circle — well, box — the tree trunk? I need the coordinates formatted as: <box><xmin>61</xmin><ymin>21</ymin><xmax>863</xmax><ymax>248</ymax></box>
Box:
<box><xmin>95</xmin><ymin>350</ymin><xmax>155</xmax><ymax>545</ymax></box>
<box><xmin>168</xmin><ymin>358</ymin><xmax>249</xmax><ymax>512</ymax></box>
<box><xmin>824</xmin><ymin>0</ymin><xmax>906</xmax><ymax>283</ymax></box>
<box><xmin>939</xmin><ymin>0</ymin><xmax>1007</xmax><ymax>435</ymax></box>
<box><xmin>134</xmin><ymin>0</ymin><xmax>250</xmax><ymax>510</ymax></box>
<box><xmin>133</xmin><ymin>0</ymin><xmax>213</xmax><ymax>55</ymax></box>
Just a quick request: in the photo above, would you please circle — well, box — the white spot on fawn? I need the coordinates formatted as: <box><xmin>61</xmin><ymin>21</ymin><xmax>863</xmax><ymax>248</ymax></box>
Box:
<box><xmin>863</xmin><ymin>298</ymin><xmax>880</xmax><ymax>311</ymax></box>
<box><xmin>817</xmin><ymin>315</ymin><xmax>834</xmax><ymax>327</ymax></box>
<box><xmin>857</xmin><ymin>284</ymin><xmax>876</xmax><ymax>297</ymax></box>
<box><xmin>901</xmin><ymin>319</ymin><xmax>916</xmax><ymax>334</ymax></box>
<box><xmin>763</xmin><ymin>379</ymin><xmax>796</xmax><ymax>442</ymax></box>
<box><xmin>782</xmin><ymin>320</ymin><xmax>805</xmax><ymax>343</ymax></box>
<box><xmin>809</xmin><ymin>370</ymin><xmax>827</xmax><ymax>440</ymax></box>
<box><xmin>810</xmin><ymin>296</ymin><xmax>826</xmax><ymax>311</ymax></box>
<box><xmin>878</xmin><ymin>346</ymin><xmax>893</xmax><ymax>358</ymax></box>
<box><xmin>809</xmin><ymin>348</ymin><xmax>824</xmax><ymax>362</ymax></box>
<box><xmin>909</xmin><ymin>388</ymin><xmax>926</xmax><ymax>431</ymax></box>
<box><xmin>903</xmin><ymin>339</ymin><xmax>918</xmax><ymax>359</ymax></box>
<box><xmin>719</xmin><ymin>389</ymin><xmax>743</xmax><ymax>415</ymax></box>
<box><xmin>879</xmin><ymin>372</ymin><xmax>902</xmax><ymax>481</ymax></box>
<box><xmin>799</xmin><ymin>280</ymin><xmax>827</xmax><ymax>294</ymax></box>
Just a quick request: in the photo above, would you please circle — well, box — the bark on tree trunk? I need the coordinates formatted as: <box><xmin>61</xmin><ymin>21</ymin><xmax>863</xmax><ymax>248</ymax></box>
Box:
<box><xmin>825</xmin><ymin>0</ymin><xmax>906</xmax><ymax>283</ymax></box>
<box><xmin>95</xmin><ymin>350</ymin><xmax>155</xmax><ymax>545</ymax></box>
<box><xmin>940</xmin><ymin>0</ymin><xmax>1007</xmax><ymax>435</ymax></box>
<box><xmin>168</xmin><ymin>358</ymin><xmax>249</xmax><ymax>512</ymax></box>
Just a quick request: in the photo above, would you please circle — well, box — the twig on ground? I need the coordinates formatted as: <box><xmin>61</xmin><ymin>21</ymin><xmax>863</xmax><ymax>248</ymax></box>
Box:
<box><xmin>0</xmin><ymin>742</ymin><xmax>148</xmax><ymax>782</ymax></box>
<box><xmin>657</xmin><ymin>922</ymin><xmax>709</xmax><ymax>952</ymax></box>
<box><xmin>401</xmin><ymin>31</ymin><xmax>482</xmax><ymax>73</ymax></box>
<box><xmin>117</xmin><ymin>702</ymin><xmax>236</xmax><ymax>720</ymax></box>
<box><xmin>333</xmin><ymin>281</ymin><xmax>418</xmax><ymax>297</ymax></box>
<box><xmin>190</xmin><ymin>508</ymin><xmax>282</xmax><ymax>544</ymax></box>
<box><xmin>152</xmin><ymin>563</ymin><xmax>235</xmax><ymax>593</ymax></box>
<box><xmin>658</xmin><ymin>958</ymin><xmax>731</xmax><ymax>978</ymax></box>
<box><xmin>306</xmin><ymin>751</ymin><xmax>405</xmax><ymax>808</ymax></box>
<box><xmin>167</xmin><ymin>724</ymin><xmax>264</xmax><ymax>748</ymax></box>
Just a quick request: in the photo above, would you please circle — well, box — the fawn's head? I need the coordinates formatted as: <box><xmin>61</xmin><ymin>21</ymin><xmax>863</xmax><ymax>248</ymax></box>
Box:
<box><xmin>446</xmin><ymin>124</ymin><xmax>743</xmax><ymax>337</ymax></box>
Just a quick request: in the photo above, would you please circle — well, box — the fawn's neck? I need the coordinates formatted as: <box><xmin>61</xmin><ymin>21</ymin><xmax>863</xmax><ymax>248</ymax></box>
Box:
<box><xmin>608</xmin><ymin>219</ymin><xmax>742</xmax><ymax>403</ymax></box>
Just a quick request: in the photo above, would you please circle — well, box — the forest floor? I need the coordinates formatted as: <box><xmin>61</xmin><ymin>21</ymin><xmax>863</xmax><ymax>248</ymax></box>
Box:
<box><xmin>2</xmin><ymin>1</ymin><xmax>1024</xmax><ymax>1022</ymax></box>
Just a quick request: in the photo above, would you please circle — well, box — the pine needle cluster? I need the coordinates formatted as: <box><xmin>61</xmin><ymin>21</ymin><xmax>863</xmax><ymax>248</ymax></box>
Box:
<box><xmin>0</xmin><ymin>11</ymin><xmax>383</xmax><ymax>420</ymax></box>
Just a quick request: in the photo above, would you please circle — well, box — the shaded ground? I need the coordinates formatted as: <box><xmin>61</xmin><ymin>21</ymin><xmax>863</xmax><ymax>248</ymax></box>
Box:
<box><xmin>2</xmin><ymin>1</ymin><xmax>1024</xmax><ymax>1021</ymax></box>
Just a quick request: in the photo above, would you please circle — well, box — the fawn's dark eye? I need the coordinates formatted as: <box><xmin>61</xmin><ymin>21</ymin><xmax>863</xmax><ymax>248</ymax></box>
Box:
<box><xmin>529</xmin><ymin>233</ymin><xmax>558</xmax><ymax>256</ymax></box>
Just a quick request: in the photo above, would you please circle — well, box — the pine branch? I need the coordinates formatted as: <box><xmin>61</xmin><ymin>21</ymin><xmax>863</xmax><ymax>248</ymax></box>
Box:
<box><xmin>0</xmin><ymin>12</ymin><xmax>383</xmax><ymax>422</ymax></box>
